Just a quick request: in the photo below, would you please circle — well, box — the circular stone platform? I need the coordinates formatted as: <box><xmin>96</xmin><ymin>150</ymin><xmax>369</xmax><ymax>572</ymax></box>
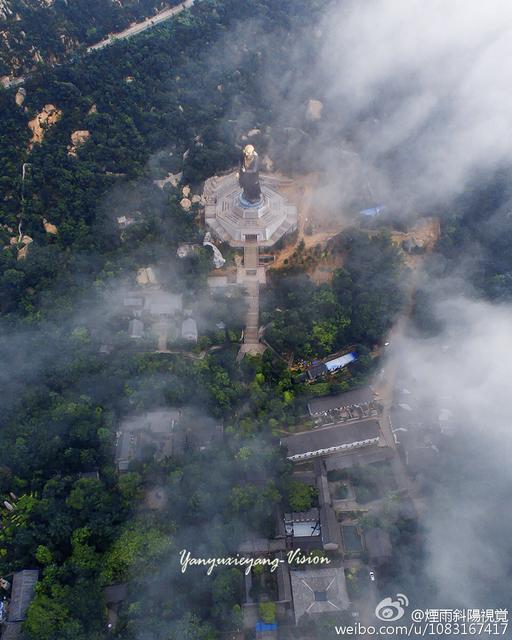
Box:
<box><xmin>203</xmin><ymin>171</ymin><xmax>297</xmax><ymax>247</ymax></box>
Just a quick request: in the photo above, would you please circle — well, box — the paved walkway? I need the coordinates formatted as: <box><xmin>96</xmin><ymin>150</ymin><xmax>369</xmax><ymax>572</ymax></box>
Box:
<box><xmin>154</xmin><ymin>321</ymin><xmax>169</xmax><ymax>352</ymax></box>
<box><xmin>237</xmin><ymin>245</ymin><xmax>266</xmax><ymax>359</ymax></box>
<box><xmin>244</xmin><ymin>280</ymin><xmax>260</xmax><ymax>344</ymax></box>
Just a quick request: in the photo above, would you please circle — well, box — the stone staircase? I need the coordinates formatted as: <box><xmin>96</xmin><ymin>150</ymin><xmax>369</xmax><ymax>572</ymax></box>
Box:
<box><xmin>237</xmin><ymin>245</ymin><xmax>266</xmax><ymax>359</ymax></box>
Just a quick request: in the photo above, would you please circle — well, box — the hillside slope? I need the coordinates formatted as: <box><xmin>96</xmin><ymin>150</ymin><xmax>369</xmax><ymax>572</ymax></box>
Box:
<box><xmin>0</xmin><ymin>0</ymin><xmax>177</xmax><ymax>76</ymax></box>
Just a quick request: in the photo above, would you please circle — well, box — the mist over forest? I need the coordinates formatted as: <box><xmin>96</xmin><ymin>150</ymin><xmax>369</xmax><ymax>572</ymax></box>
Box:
<box><xmin>0</xmin><ymin>1</ymin><xmax>511</xmax><ymax>639</ymax></box>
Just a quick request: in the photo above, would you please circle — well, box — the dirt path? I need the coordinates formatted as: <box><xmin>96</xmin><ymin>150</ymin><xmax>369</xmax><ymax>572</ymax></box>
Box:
<box><xmin>389</xmin><ymin>216</ymin><xmax>441</xmax><ymax>268</ymax></box>
<box><xmin>272</xmin><ymin>174</ymin><xmax>346</xmax><ymax>269</ymax></box>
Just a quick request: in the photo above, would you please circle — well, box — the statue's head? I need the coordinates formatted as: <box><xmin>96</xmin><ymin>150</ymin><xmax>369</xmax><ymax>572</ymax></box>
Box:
<box><xmin>243</xmin><ymin>144</ymin><xmax>255</xmax><ymax>158</ymax></box>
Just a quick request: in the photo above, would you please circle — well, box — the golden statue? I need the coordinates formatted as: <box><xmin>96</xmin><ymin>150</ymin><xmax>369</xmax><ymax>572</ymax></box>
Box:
<box><xmin>239</xmin><ymin>144</ymin><xmax>261</xmax><ymax>204</ymax></box>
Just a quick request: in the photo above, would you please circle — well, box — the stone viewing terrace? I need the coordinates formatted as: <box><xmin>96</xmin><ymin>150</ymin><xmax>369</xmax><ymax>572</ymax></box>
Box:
<box><xmin>203</xmin><ymin>171</ymin><xmax>297</xmax><ymax>247</ymax></box>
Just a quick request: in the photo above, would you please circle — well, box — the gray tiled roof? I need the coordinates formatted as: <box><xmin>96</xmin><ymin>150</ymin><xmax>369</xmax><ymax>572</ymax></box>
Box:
<box><xmin>181</xmin><ymin>317</ymin><xmax>198</xmax><ymax>340</ymax></box>
<box><xmin>128</xmin><ymin>318</ymin><xmax>144</xmax><ymax>338</ymax></box>
<box><xmin>290</xmin><ymin>567</ymin><xmax>349</xmax><ymax>624</ymax></box>
<box><xmin>282</xmin><ymin>420</ymin><xmax>381</xmax><ymax>459</ymax></box>
<box><xmin>308</xmin><ymin>387</ymin><xmax>373</xmax><ymax>415</ymax></box>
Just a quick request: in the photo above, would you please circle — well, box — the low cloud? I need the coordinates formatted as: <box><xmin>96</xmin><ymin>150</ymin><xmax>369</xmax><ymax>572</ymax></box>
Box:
<box><xmin>313</xmin><ymin>0</ymin><xmax>512</xmax><ymax>212</ymax></box>
<box><xmin>393</xmin><ymin>293</ymin><xmax>512</xmax><ymax>606</ymax></box>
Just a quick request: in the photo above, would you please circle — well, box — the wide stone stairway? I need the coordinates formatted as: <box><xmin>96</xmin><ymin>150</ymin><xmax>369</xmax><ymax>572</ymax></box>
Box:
<box><xmin>237</xmin><ymin>245</ymin><xmax>266</xmax><ymax>359</ymax></box>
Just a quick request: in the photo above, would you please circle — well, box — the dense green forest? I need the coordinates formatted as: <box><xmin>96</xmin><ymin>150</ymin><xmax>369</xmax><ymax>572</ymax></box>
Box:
<box><xmin>0</xmin><ymin>0</ymin><xmax>322</xmax><ymax>321</ymax></box>
<box><xmin>0</xmin><ymin>1</ymin><xmax>328</xmax><ymax>638</ymax></box>
<box><xmin>438</xmin><ymin>167</ymin><xmax>512</xmax><ymax>299</ymax></box>
<box><xmin>5</xmin><ymin>0</ymin><xmax>510</xmax><ymax>636</ymax></box>
<box><xmin>411</xmin><ymin>166</ymin><xmax>512</xmax><ymax>334</ymax></box>
<box><xmin>0</xmin><ymin>0</ymin><xmax>181</xmax><ymax>76</ymax></box>
<box><xmin>263</xmin><ymin>231</ymin><xmax>405</xmax><ymax>359</ymax></box>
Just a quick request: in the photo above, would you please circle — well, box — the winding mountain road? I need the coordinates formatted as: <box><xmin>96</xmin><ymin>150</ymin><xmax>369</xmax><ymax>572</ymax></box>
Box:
<box><xmin>1</xmin><ymin>0</ymin><xmax>195</xmax><ymax>89</ymax></box>
<box><xmin>86</xmin><ymin>0</ymin><xmax>194</xmax><ymax>52</ymax></box>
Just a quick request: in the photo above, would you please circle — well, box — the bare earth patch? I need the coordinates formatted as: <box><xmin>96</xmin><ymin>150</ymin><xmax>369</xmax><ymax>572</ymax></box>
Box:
<box><xmin>28</xmin><ymin>104</ymin><xmax>62</xmax><ymax>148</ymax></box>
<box><xmin>390</xmin><ymin>217</ymin><xmax>441</xmax><ymax>267</ymax></box>
<box><xmin>68</xmin><ymin>130</ymin><xmax>91</xmax><ymax>156</ymax></box>
<box><xmin>43</xmin><ymin>218</ymin><xmax>58</xmax><ymax>234</ymax></box>
<box><xmin>272</xmin><ymin>173</ymin><xmax>348</xmax><ymax>269</ymax></box>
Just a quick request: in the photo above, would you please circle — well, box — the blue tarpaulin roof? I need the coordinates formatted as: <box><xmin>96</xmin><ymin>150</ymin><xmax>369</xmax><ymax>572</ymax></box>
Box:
<box><xmin>360</xmin><ymin>205</ymin><xmax>386</xmax><ymax>217</ymax></box>
<box><xmin>325</xmin><ymin>352</ymin><xmax>357</xmax><ymax>372</ymax></box>
<box><xmin>256</xmin><ymin>621</ymin><xmax>278</xmax><ymax>631</ymax></box>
